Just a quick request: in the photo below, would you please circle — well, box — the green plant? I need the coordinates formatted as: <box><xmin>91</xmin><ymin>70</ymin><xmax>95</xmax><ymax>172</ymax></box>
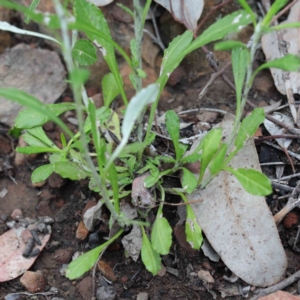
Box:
<box><xmin>1</xmin><ymin>0</ymin><xmax>299</xmax><ymax>279</ymax></box>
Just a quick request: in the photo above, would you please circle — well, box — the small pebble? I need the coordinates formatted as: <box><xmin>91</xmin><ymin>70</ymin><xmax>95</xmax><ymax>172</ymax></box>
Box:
<box><xmin>6</xmin><ymin>220</ymin><xmax>16</xmax><ymax>229</ymax></box>
<box><xmin>137</xmin><ymin>292</ymin><xmax>149</xmax><ymax>300</ymax></box>
<box><xmin>283</xmin><ymin>212</ymin><xmax>298</xmax><ymax>228</ymax></box>
<box><xmin>96</xmin><ymin>286</ymin><xmax>116</xmax><ymax>300</ymax></box>
<box><xmin>20</xmin><ymin>271</ymin><xmax>47</xmax><ymax>293</ymax></box>
<box><xmin>37</xmin><ymin>222</ymin><xmax>47</xmax><ymax>233</ymax></box>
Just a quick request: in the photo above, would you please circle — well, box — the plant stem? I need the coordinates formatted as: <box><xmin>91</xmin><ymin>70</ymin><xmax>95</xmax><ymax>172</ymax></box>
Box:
<box><xmin>53</xmin><ymin>0</ymin><xmax>121</xmax><ymax>225</ymax></box>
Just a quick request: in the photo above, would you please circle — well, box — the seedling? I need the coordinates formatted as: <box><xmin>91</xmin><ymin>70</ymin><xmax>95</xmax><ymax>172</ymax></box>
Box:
<box><xmin>1</xmin><ymin>0</ymin><xmax>300</xmax><ymax>278</ymax></box>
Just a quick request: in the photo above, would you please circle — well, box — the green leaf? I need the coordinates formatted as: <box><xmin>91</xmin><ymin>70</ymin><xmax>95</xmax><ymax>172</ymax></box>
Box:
<box><xmin>199</xmin><ymin>128</ymin><xmax>222</xmax><ymax>182</ymax></box>
<box><xmin>66</xmin><ymin>229</ymin><xmax>123</xmax><ymax>279</ymax></box>
<box><xmin>181</xmin><ymin>153</ymin><xmax>202</xmax><ymax>164</ymax></box>
<box><xmin>102</xmin><ymin>73</ymin><xmax>120</xmax><ymax>107</ymax></box>
<box><xmin>181</xmin><ymin>167</ymin><xmax>197</xmax><ymax>194</ymax></box>
<box><xmin>214</xmin><ymin>40</ymin><xmax>246</xmax><ymax>51</ymax></box>
<box><xmin>16</xmin><ymin>146</ymin><xmax>61</xmax><ymax>154</ymax></box>
<box><xmin>232</xmin><ymin>47</ymin><xmax>249</xmax><ymax>105</ymax></box>
<box><xmin>107</xmin><ymin>84</ymin><xmax>160</xmax><ymax>168</ymax></box>
<box><xmin>72</xmin><ymin>39</ymin><xmax>97</xmax><ymax>66</ymax></box>
<box><xmin>209</xmin><ymin>143</ymin><xmax>227</xmax><ymax>175</ymax></box>
<box><xmin>185</xmin><ymin>205</ymin><xmax>203</xmax><ymax>250</ymax></box>
<box><xmin>107</xmin><ymin>163</ymin><xmax>119</xmax><ymax>213</ymax></box>
<box><xmin>225</xmin><ymin>167</ymin><xmax>272</xmax><ymax>196</ymax></box>
<box><xmin>74</xmin><ymin>0</ymin><xmax>127</xmax><ymax>105</ymax></box>
<box><xmin>231</xmin><ymin>108</ymin><xmax>265</xmax><ymax>159</ymax></box>
<box><xmin>186</xmin><ymin>10</ymin><xmax>253</xmax><ymax>54</ymax></box>
<box><xmin>254</xmin><ymin>54</ymin><xmax>300</xmax><ymax>78</ymax></box>
<box><xmin>53</xmin><ymin>162</ymin><xmax>89</xmax><ymax>180</ymax></box>
<box><xmin>31</xmin><ymin>164</ymin><xmax>54</xmax><ymax>183</ymax></box>
<box><xmin>165</xmin><ymin>110</ymin><xmax>180</xmax><ymax>160</ymax></box>
<box><xmin>24</xmin><ymin>0</ymin><xmax>40</xmax><ymax>24</ymax></box>
<box><xmin>141</xmin><ymin>226</ymin><xmax>161</xmax><ymax>275</ymax></box>
<box><xmin>158</xmin><ymin>30</ymin><xmax>193</xmax><ymax>86</ymax></box>
<box><xmin>24</xmin><ymin>126</ymin><xmax>58</xmax><ymax>148</ymax></box>
<box><xmin>237</xmin><ymin>0</ymin><xmax>256</xmax><ymax>25</ymax></box>
<box><xmin>14</xmin><ymin>102</ymin><xmax>76</xmax><ymax>130</ymax></box>
<box><xmin>263</xmin><ymin>0</ymin><xmax>288</xmax><ymax>26</ymax></box>
<box><xmin>84</xmin><ymin>106</ymin><xmax>111</xmax><ymax>132</ymax></box>
<box><xmin>151</xmin><ymin>215</ymin><xmax>172</xmax><ymax>255</ymax></box>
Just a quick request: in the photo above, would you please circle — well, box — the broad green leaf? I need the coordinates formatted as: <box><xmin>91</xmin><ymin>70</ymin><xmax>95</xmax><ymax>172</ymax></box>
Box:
<box><xmin>263</xmin><ymin>0</ymin><xmax>288</xmax><ymax>26</ymax></box>
<box><xmin>185</xmin><ymin>205</ymin><xmax>203</xmax><ymax>250</ymax></box>
<box><xmin>107</xmin><ymin>84</ymin><xmax>159</xmax><ymax>168</ymax></box>
<box><xmin>232</xmin><ymin>47</ymin><xmax>249</xmax><ymax>105</ymax></box>
<box><xmin>181</xmin><ymin>152</ymin><xmax>202</xmax><ymax>164</ymax></box>
<box><xmin>16</xmin><ymin>146</ymin><xmax>61</xmax><ymax>154</ymax></box>
<box><xmin>165</xmin><ymin>110</ymin><xmax>180</xmax><ymax>160</ymax></box>
<box><xmin>102</xmin><ymin>73</ymin><xmax>120</xmax><ymax>107</ymax></box>
<box><xmin>199</xmin><ymin>128</ymin><xmax>222</xmax><ymax>182</ymax></box>
<box><xmin>31</xmin><ymin>164</ymin><xmax>53</xmax><ymax>183</ymax></box>
<box><xmin>14</xmin><ymin>102</ymin><xmax>76</xmax><ymax>130</ymax></box>
<box><xmin>54</xmin><ymin>162</ymin><xmax>89</xmax><ymax>180</ymax></box>
<box><xmin>141</xmin><ymin>226</ymin><xmax>161</xmax><ymax>275</ymax></box>
<box><xmin>186</xmin><ymin>10</ymin><xmax>252</xmax><ymax>54</ymax></box>
<box><xmin>181</xmin><ymin>167</ymin><xmax>197</xmax><ymax>194</ymax></box>
<box><xmin>72</xmin><ymin>39</ymin><xmax>97</xmax><ymax>66</ymax></box>
<box><xmin>151</xmin><ymin>215</ymin><xmax>172</xmax><ymax>255</ymax></box>
<box><xmin>214</xmin><ymin>40</ymin><xmax>246</xmax><ymax>51</ymax></box>
<box><xmin>209</xmin><ymin>143</ymin><xmax>227</xmax><ymax>175</ymax></box>
<box><xmin>158</xmin><ymin>30</ymin><xmax>193</xmax><ymax>86</ymax></box>
<box><xmin>254</xmin><ymin>54</ymin><xmax>300</xmax><ymax>79</ymax></box>
<box><xmin>232</xmin><ymin>108</ymin><xmax>265</xmax><ymax>159</ymax></box>
<box><xmin>225</xmin><ymin>167</ymin><xmax>272</xmax><ymax>196</ymax></box>
<box><xmin>66</xmin><ymin>229</ymin><xmax>123</xmax><ymax>279</ymax></box>
<box><xmin>70</xmin><ymin>68</ymin><xmax>90</xmax><ymax>87</ymax></box>
<box><xmin>24</xmin><ymin>126</ymin><xmax>58</xmax><ymax>148</ymax></box>
<box><xmin>74</xmin><ymin>0</ymin><xmax>127</xmax><ymax>105</ymax></box>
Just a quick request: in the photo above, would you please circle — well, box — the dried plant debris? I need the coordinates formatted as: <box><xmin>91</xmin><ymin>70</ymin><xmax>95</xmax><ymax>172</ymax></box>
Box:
<box><xmin>0</xmin><ymin>216</ymin><xmax>52</xmax><ymax>282</ymax></box>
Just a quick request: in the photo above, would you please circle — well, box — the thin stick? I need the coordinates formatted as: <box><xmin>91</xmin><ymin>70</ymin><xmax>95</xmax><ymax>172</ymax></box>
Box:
<box><xmin>250</xmin><ymin>269</ymin><xmax>300</xmax><ymax>300</ymax></box>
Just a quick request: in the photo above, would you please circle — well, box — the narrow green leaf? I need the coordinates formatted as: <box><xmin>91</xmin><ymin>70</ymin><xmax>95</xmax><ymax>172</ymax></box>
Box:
<box><xmin>186</xmin><ymin>10</ymin><xmax>253</xmax><ymax>54</ymax></box>
<box><xmin>181</xmin><ymin>167</ymin><xmax>197</xmax><ymax>194</ymax></box>
<box><xmin>214</xmin><ymin>40</ymin><xmax>246</xmax><ymax>51</ymax></box>
<box><xmin>232</xmin><ymin>47</ymin><xmax>249</xmax><ymax>105</ymax></box>
<box><xmin>237</xmin><ymin>0</ymin><xmax>256</xmax><ymax>25</ymax></box>
<box><xmin>31</xmin><ymin>164</ymin><xmax>54</xmax><ymax>183</ymax></box>
<box><xmin>225</xmin><ymin>167</ymin><xmax>272</xmax><ymax>196</ymax></box>
<box><xmin>72</xmin><ymin>39</ymin><xmax>97</xmax><ymax>66</ymax></box>
<box><xmin>107</xmin><ymin>84</ymin><xmax>159</xmax><ymax>168</ymax></box>
<box><xmin>151</xmin><ymin>215</ymin><xmax>172</xmax><ymax>255</ymax></box>
<box><xmin>254</xmin><ymin>54</ymin><xmax>300</xmax><ymax>78</ymax></box>
<box><xmin>181</xmin><ymin>152</ymin><xmax>202</xmax><ymax>164</ymax></box>
<box><xmin>158</xmin><ymin>30</ymin><xmax>193</xmax><ymax>85</ymax></box>
<box><xmin>102</xmin><ymin>73</ymin><xmax>120</xmax><ymax>107</ymax></box>
<box><xmin>232</xmin><ymin>108</ymin><xmax>265</xmax><ymax>158</ymax></box>
<box><xmin>263</xmin><ymin>0</ymin><xmax>288</xmax><ymax>26</ymax></box>
<box><xmin>185</xmin><ymin>205</ymin><xmax>203</xmax><ymax>250</ymax></box>
<box><xmin>107</xmin><ymin>163</ymin><xmax>119</xmax><ymax>213</ymax></box>
<box><xmin>199</xmin><ymin>128</ymin><xmax>222</xmax><ymax>182</ymax></box>
<box><xmin>66</xmin><ymin>229</ymin><xmax>123</xmax><ymax>279</ymax></box>
<box><xmin>83</xmin><ymin>106</ymin><xmax>111</xmax><ymax>133</ymax></box>
<box><xmin>54</xmin><ymin>161</ymin><xmax>89</xmax><ymax>180</ymax></box>
<box><xmin>209</xmin><ymin>143</ymin><xmax>227</xmax><ymax>175</ymax></box>
<box><xmin>24</xmin><ymin>0</ymin><xmax>40</xmax><ymax>24</ymax></box>
<box><xmin>165</xmin><ymin>110</ymin><xmax>180</xmax><ymax>160</ymax></box>
<box><xmin>16</xmin><ymin>146</ymin><xmax>61</xmax><ymax>154</ymax></box>
<box><xmin>74</xmin><ymin>0</ymin><xmax>127</xmax><ymax>104</ymax></box>
<box><xmin>141</xmin><ymin>226</ymin><xmax>161</xmax><ymax>275</ymax></box>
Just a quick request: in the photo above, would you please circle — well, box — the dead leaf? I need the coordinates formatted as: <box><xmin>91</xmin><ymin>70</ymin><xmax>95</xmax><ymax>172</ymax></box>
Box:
<box><xmin>154</xmin><ymin>0</ymin><xmax>204</xmax><ymax>33</ymax></box>
<box><xmin>121</xmin><ymin>224</ymin><xmax>142</xmax><ymax>262</ymax></box>
<box><xmin>188</xmin><ymin>114</ymin><xmax>287</xmax><ymax>287</ymax></box>
<box><xmin>83</xmin><ymin>201</ymin><xmax>103</xmax><ymax>231</ymax></box>
<box><xmin>0</xmin><ymin>226</ymin><xmax>51</xmax><ymax>282</ymax></box>
<box><xmin>264</xmin><ymin>112</ymin><xmax>293</xmax><ymax>149</ymax></box>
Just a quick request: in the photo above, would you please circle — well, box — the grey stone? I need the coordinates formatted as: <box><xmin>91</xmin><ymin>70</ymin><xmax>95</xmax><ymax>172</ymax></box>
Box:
<box><xmin>96</xmin><ymin>286</ymin><xmax>116</xmax><ymax>300</ymax></box>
